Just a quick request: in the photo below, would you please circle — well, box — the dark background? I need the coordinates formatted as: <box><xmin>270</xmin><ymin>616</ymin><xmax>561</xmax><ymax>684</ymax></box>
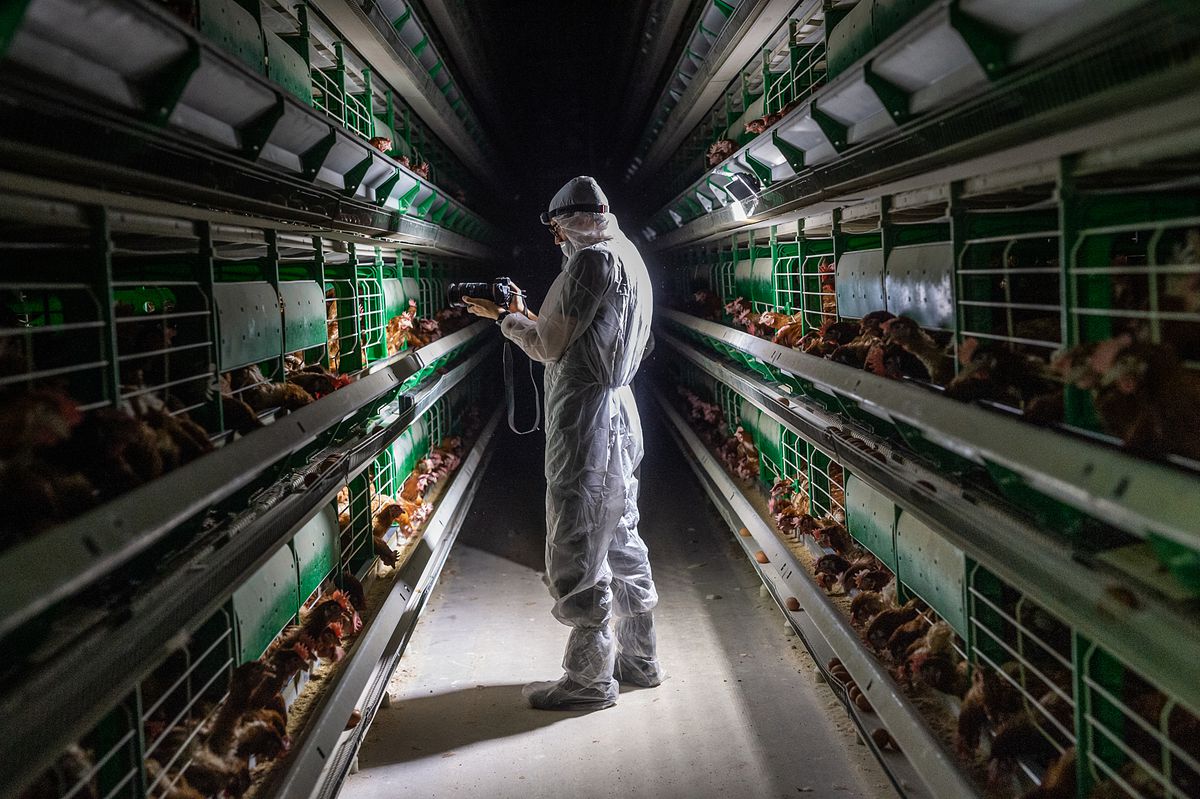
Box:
<box><xmin>448</xmin><ymin>1</ymin><xmax>674</xmax><ymax>283</ymax></box>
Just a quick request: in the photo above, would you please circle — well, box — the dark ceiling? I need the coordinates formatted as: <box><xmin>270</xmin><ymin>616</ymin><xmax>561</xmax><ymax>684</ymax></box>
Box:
<box><xmin>449</xmin><ymin>1</ymin><xmax>668</xmax><ymax>252</ymax></box>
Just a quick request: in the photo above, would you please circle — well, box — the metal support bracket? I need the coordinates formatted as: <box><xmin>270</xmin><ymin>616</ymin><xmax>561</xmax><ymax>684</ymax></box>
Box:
<box><xmin>810</xmin><ymin>102</ymin><xmax>849</xmax><ymax>152</ymax></box>
<box><xmin>374</xmin><ymin>169</ymin><xmax>401</xmax><ymax>204</ymax></box>
<box><xmin>301</xmin><ymin>129</ymin><xmax>337</xmax><ymax>180</ymax></box>
<box><xmin>772</xmin><ymin>130</ymin><xmax>806</xmax><ymax>173</ymax></box>
<box><xmin>239</xmin><ymin>93</ymin><xmax>285</xmax><ymax>160</ymax></box>
<box><xmin>948</xmin><ymin>0</ymin><xmax>1015</xmax><ymax>78</ymax></box>
<box><xmin>140</xmin><ymin>38</ymin><xmax>201</xmax><ymax>125</ymax></box>
<box><xmin>863</xmin><ymin>59</ymin><xmax>912</xmax><ymax>124</ymax></box>
<box><xmin>343</xmin><ymin>154</ymin><xmax>373</xmax><ymax>196</ymax></box>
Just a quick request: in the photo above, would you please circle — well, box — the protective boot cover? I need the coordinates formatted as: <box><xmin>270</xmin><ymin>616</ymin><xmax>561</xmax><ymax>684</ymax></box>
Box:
<box><xmin>501</xmin><ymin>181</ymin><xmax>661</xmax><ymax>708</ymax></box>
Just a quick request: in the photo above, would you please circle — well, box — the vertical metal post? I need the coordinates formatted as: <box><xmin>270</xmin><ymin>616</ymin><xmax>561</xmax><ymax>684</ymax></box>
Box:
<box><xmin>90</xmin><ymin>206</ymin><xmax>121</xmax><ymax>407</ymax></box>
<box><xmin>362</xmin><ymin>67</ymin><xmax>375</xmax><ymax>138</ymax></box>
<box><xmin>1058</xmin><ymin>156</ymin><xmax>1088</xmax><ymax>426</ymax></box>
<box><xmin>197</xmin><ymin>221</ymin><xmax>222</xmax><ymax>432</ymax></box>
<box><xmin>266</xmin><ymin>228</ymin><xmax>286</xmax><ymax>379</ymax></box>
<box><xmin>948</xmin><ymin>181</ymin><xmax>968</xmax><ymax>372</ymax></box>
<box><xmin>334</xmin><ymin>41</ymin><xmax>348</xmax><ymax>127</ymax></box>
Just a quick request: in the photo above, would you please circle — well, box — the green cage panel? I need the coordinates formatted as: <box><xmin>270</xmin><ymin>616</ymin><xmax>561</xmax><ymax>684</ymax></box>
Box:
<box><xmin>844</xmin><ymin>473</ymin><xmax>897</xmax><ymax>571</ymax></box>
<box><xmin>835</xmin><ymin>247</ymin><xmax>886</xmax><ymax>320</ymax></box>
<box><xmin>197</xmin><ymin>0</ymin><xmax>265</xmax><ymax>75</ymax></box>
<box><xmin>895</xmin><ymin>510</ymin><xmax>967</xmax><ymax>636</ymax></box>
<box><xmin>232</xmin><ymin>544</ymin><xmax>300</xmax><ymax>663</ymax></box>
<box><xmin>965</xmin><ymin>562</ymin><xmax>1076</xmax><ymax>786</ymax></box>
<box><xmin>738</xmin><ymin>398</ymin><xmax>784</xmax><ymax>482</ymax></box>
<box><xmin>825</xmin><ymin>0</ymin><xmax>874</xmax><ymax>79</ymax></box>
<box><xmin>281</xmin><ymin>280</ymin><xmax>328</xmax><ymax>355</ymax></box>
<box><xmin>1080</xmin><ymin>642</ymin><xmax>1200</xmax><ymax>799</ymax></box>
<box><xmin>956</xmin><ymin>202</ymin><xmax>1062</xmax><ymax>357</ymax></box>
<box><xmin>213</xmin><ymin>281</ymin><xmax>283</xmax><ymax>371</ymax></box>
<box><xmin>293</xmin><ymin>504</ymin><xmax>341</xmax><ymax>604</ymax></box>
<box><xmin>265</xmin><ymin>27</ymin><xmax>312</xmax><ymax>104</ymax></box>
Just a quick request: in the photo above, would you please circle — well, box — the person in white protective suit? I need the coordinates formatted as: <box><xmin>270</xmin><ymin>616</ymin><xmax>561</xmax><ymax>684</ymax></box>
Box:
<box><xmin>463</xmin><ymin>176</ymin><xmax>662</xmax><ymax>710</ymax></box>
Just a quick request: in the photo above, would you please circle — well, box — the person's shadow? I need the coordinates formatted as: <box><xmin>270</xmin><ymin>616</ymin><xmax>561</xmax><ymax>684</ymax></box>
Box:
<box><xmin>362</xmin><ymin>683</ymin><xmax>602</xmax><ymax>766</ymax></box>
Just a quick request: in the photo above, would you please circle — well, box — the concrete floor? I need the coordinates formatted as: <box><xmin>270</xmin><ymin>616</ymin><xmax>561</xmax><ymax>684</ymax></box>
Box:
<box><xmin>340</xmin><ymin>385</ymin><xmax>895</xmax><ymax>799</ymax></box>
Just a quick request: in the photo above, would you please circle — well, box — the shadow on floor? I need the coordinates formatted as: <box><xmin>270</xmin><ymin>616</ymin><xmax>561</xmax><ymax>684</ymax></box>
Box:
<box><xmin>364</xmin><ymin>683</ymin><xmax>604</xmax><ymax>766</ymax></box>
<box><xmin>456</xmin><ymin>418</ymin><xmax>549</xmax><ymax>573</ymax></box>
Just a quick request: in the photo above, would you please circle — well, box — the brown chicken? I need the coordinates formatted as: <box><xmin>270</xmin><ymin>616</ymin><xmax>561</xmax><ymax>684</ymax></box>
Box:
<box><xmin>943</xmin><ymin>336</ymin><xmax>1061</xmax><ymax>409</ymax></box>
<box><xmin>206</xmin><ymin>661</ymin><xmax>271</xmax><ymax>753</ymax></box>
<box><xmin>0</xmin><ymin>387</ymin><xmax>82</xmax><ymax>458</ymax></box>
<box><xmin>865</xmin><ymin>599</ymin><xmax>922</xmax><ymax>651</ymax></box>
<box><xmin>881</xmin><ymin>316</ymin><xmax>954</xmax><ymax>384</ymax></box>
<box><xmin>233</xmin><ymin>709</ymin><xmax>290</xmax><ymax>761</ymax></box>
<box><xmin>705</xmin><ymin>138</ymin><xmax>737</xmax><ymax>167</ymax></box>
<box><xmin>885</xmin><ymin>615</ymin><xmax>930</xmax><ymax>661</ymax></box>
<box><xmin>987</xmin><ymin>713</ymin><xmax>1064</xmax><ymax>791</ymax></box>
<box><xmin>19</xmin><ymin>744</ymin><xmax>97</xmax><ymax>799</ymax></box>
<box><xmin>685</xmin><ymin>289</ymin><xmax>724</xmax><ymax>321</ymax></box>
<box><xmin>1065</xmin><ymin>333</ymin><xmax>1200</xmax><ymax>460</ymax></box>
<box><xmin>59</xmin><ymin>407</ymin><xmax>164</xmax><ymax>498</ymax></box>
<box><xmin>228</xmin><ymin>365</ymin><xmax>314</xmax><ymax>413</ymax></box>
<box><xmin>956</xmin><ymin>661</ymin><xmax>1024</xmax><ymax>758</ymax></box>
<box><xmin>855</xmin><ymin>569</ymin><xmax>892</xmax><ymax>593</ymax></box>
<box><xmin>850</xmin><ymin>591</ymin><xmax>886</xmax><ymax>625</ymax></box>
<box><xmin>838</xmin><ymin>555</ymin><xmax>879</xmax><ymax>594</ymax></box>
<box><xmin>830</xmin><ymin>311</ymin><xmax>895</xmax><ymax>369</ymax></box>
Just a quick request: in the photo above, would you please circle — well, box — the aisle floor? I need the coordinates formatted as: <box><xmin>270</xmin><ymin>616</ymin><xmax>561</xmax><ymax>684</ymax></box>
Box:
<box><xmin>341</xmin><ymin>390</ymin><xmax>895</xmax><ymax>799</ymax></box>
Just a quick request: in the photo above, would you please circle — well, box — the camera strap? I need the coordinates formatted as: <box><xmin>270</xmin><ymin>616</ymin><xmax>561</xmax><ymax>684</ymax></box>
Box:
<box><xmin>502</xmin><ymin>341</ymin><xmax>541</xmax><ymax>435</ymax></box>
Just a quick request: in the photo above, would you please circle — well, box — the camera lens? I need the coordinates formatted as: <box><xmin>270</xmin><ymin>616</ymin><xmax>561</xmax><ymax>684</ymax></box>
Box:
<box><xmin>447</xmin><ymin>282</ymin><xmax>492</xmax><ymax>308</ymax></box>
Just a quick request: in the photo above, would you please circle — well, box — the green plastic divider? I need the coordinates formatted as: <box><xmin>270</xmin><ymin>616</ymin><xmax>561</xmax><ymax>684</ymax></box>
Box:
<box><xmin>281</xmin><ymin>280</ymin><xmax>326</xmax><ymax>353</ymax></box>
<box><xmin>293</xmin><ymin>504</ymin><xmax>340</xmax><ymax>603</ymax></box>
<box><xmin>896</xmin><ymin>510</ymin><xmax>968</xmax><ymax>636</ymax></box>
<box><xmin>198</xmin><ymin>0</ymin><xmax>265</xmax><ymax>74</ymax></box>
<box><xmin>265</xmin><ymin>27</ymin><xmax>311</xmax><ymax>104</ymax></box>
<box><xmin>232</xmin><ymin>544</ymin><xmax>299</xmax><ymax>662</ymax></box>
<box><xmin>213</xmin><ymin>281</ymin><xmax>283</xmax><ymax>370</ymax></box>
<box><xmin>845</xmin><ymin>473</ymin><xmax>898</xmax><ymax>571</ymax></box>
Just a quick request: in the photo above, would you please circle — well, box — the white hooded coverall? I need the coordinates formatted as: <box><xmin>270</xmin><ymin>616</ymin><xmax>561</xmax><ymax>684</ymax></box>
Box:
<box><xmin>499</xmin><ymin>177</ymin><xmax>660</xmax><ymax>709</ymax></box>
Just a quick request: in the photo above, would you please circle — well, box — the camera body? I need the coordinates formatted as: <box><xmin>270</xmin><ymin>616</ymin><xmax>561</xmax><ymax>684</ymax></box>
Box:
<box><xmin>447</xmin><ymin>277</ymin><xmax>515</xmax><ymax>308</ymax></box>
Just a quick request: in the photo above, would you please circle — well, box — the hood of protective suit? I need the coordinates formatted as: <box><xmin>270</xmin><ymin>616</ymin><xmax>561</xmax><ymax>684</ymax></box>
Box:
<box><xmin>549</xmin><ymin>177</ymin><xmax>616</xmax><ymax>259</ymax></box>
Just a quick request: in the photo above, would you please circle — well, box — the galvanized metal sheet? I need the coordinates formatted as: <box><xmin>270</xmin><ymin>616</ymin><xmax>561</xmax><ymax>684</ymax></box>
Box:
<box><xmin>835</xmin><ymin>249</ymin><xmax>886</xmax><ymax>319</ymax></box>
<box><xmin>896</xmin><ymin>510</ymin><xmax>968</xmax><ymax>636</ymax></box>
<box><xmin>214</xmin><ymin>281</ymin><xmax>283</xmax><ymax>370</ymax></box>
<box><xmin>846</xmin><ymin>473</ymin><xmax>898</xmax><ymax>570</ymax></box>
<box><xmin>382</xmin><ymin>278</ymin><xmax>408</xmax><ymax>321</ymax></box>
<box><xmin>751</xmin><ymin>254</ymin><xmax>774</xmax><ymax>307</ymax></box>
<box><xmin>281</xmin><ymin>280</ymin><xmax>327</xmax><ymax>353</ymax></box>
<box><xmin>885</xmin><ymin>242</ymin><xmax>955</xmax><ymax>329</ymax></box>
<box><xmin>293</xmin><ymin>505</ymin><xmax>340</xmax><ymax>603</ymax></box>
<box><xmin>233</xmin><ymin>544</ymin><xmax>299</xmax><ymax>662</ymax></box>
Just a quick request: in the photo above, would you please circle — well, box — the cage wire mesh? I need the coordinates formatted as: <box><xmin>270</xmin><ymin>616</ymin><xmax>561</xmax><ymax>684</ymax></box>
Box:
<box><xmin>957</xmin><ymin>199</ymin><xmax>1063</xmax><ymax>355</ymax></box>
<box><xmin>1081</xmin><ymin>643</ymin><xmax>1200</xmax><ymax>799</ymax></box>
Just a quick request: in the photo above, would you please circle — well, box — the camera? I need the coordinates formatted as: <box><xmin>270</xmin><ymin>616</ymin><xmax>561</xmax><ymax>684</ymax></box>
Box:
<box><xmin>447</xmin><ymin>277</ymin><xmax>516</xmax><ymax>308</ymax></box>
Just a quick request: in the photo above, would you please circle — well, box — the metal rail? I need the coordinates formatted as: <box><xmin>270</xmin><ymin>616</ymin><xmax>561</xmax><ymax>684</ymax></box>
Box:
<box><xmin>0</xmin><ymin>321</ymin><xmax>491</xmax><ymax>640</ymax></box>
<box><xmin>273</xmin><ymin>406</ymin><xmax>501</xmax><ymax>799</ymax></box>
<box><xmin>0</xmin><ymin>332</ymin><xmax>498</xmax><ymax>794</ymax></box>
<box><xmin>654</xmin><ymin>387</ymin><xmax>978</xmax><ymax>799</ymax></box>
<box><xmin>658</xmin><ymin>325</ymin><xmax>1200</xmax><ymax>716</ymax></box>
<box><xmin>662</xmin><ymin>310</ymin><xmax>1200</xmax><ymax>551</ymax></box>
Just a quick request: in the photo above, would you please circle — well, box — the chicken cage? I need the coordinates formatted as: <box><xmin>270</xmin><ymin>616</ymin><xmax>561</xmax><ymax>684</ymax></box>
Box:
<box><xmin>15</xmin><ymin>355</ymin><xmax>498</xmax><ymax>799</ymax></box>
